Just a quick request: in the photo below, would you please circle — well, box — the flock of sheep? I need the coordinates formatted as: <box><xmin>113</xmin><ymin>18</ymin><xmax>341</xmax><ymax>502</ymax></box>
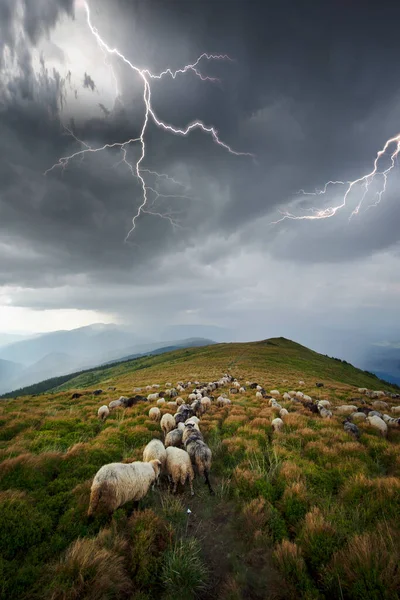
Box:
<box><xmin>87</xmin><ymin>376</ymin><xmax>400</xmax><ymax>518</ymax></box>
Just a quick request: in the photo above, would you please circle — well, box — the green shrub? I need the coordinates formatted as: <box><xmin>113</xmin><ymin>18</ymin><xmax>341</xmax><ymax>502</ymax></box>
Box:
<box><xmin>161</xmin><ymin>537</ymin><xmax>208</xmax><ymax>600</ymax></box>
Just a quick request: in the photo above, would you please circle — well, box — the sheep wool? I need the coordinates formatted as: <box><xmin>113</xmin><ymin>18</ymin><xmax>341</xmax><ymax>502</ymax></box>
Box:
<box><xmin>143</xmin><ymin>439</ymin><xmax>167</xmax><ymax>470</ymax></box>
<box><xmin>149</xmin><ymin>407</ymin><xmax>161</xmax><ymax>422</ymax></box>
<box><xmin>165</xmin><ymin>429</ymin><xmax>183</xmax><ymax>448</ymax></box>
<box><xmin>87</xmin><ymin>460</ymin><xmax>161</xmax><ymax>516</ymax></box>
<box><xmin>271</xmin><ymin>417</ymin><xmax>284</xmax><ymax>432</ymax></box>
<box><xmin>98</xmin><ymin>405</ymin><xmax>110</xmax><ymax>421</ymax></box>
<box><xmin>161</xmin><ymin>413</ymin><xmax>176</xmax><ymax>436</ymax></box>
<box><xmin>366</xmin><ymin>415</ymin><xmax>388</xmax><ymax>437</ymax></box>
<box><xmin>165</xmin><ymin>447</ymin><xmax>194</xmax><ymax>495</ymax></box>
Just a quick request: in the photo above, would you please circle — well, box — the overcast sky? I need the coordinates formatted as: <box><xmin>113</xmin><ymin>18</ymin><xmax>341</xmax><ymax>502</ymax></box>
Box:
<box><xmin>1</xmin><ymin>0</ymin><xmax>400</xmax><ymax>360</ymax></box>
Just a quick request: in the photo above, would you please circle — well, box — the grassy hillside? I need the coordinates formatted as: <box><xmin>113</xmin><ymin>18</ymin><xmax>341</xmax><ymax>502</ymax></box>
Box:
<box><xmin>50</xmin><ymin>337</ymin><xmax>398</xmax><ymax>394</ymax></box>
<box><xmin>0</xmin><ymin>338</ymin><xmax>399</xmax><ymax>600</ymax></box>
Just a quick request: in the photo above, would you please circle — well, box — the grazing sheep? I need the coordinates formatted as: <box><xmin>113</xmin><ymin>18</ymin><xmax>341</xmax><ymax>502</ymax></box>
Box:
<box><xmin>382</xmin><ymin>414</ymin><xmax>400</xmax><ymax>428</ymax></box>
<box><xmin>298</xmin><ymin>381</ymin><xmax>305</xmax><ymax>386</ymax></box>
<box><xmin>217</xmin><ymin>397</ymin><xmax>231</xmax><ymax>407</ymax></box>
<box><xmin>296</xmin><ymin>391</ymin><xmax>304</xmax><ymax>400</ymax></box>
<box><xmin>93</xmin><ymin>389</ymin><xmax>103</xmax><ymax>396</ymax></box>
<box><xmin>317</xmin><ymin>400</ymin><xmax>331</xmax><ymax>409</ymax></box>
<box><xmin>279</xmin><ymin>408</ymin><xmax>289</xmax><ymax>417</ymax></box>
<box><xmin>271</xmin><ymin>417</ymin><xmax>284</xmax><ymax>432</ymax></box>
<box><xmin>316</xmin><ymin>382</ymin><xmax>324</xmax><ymax>388</ymax></box>
<box><xmin>87</xmin><ymin>459</ymin><xmax>161</xmax><ymax>517</ymax></box>
<box><xmin>372</xmin><ymin>400</ymin><xmax>389</xmax><ymax>411</ymax></box>
<box><xmin>147</xmin><ymin>393</ymin><xmax>159</xmax><ymax>402</ymax></box>
<box><xmin>366</xmin><ymin>415</ymin><xmax>388</xmax><ymax>437</ymax></box>
<box><xmin>109</xmin><ymin>399</ymin><xmax>123</xmax><ymax>409</ymax></box>
<box><xmin>303</xmin><ymin>395</ymin><xmax>312</xmax><ymax>402</ymax></box>
<box><xmin>270</xmin><ymin>390</ymin><xmax>281</xmax><ymax>397</ymax></box>
<box><xmin>392</xmin><ymin>406</ymin><xmax>400</xmax><ymax>415</ymax></box>
<box><xmin>165</xmin><ymin>447</ymin><xmax>194</xmax><ymax>495</ymax></box>
<box><xmin>358</xmin><ymin>387</ymin><xmax>368</xmax><ymax>394</ymax></box>
<box><xmin>161</xmin><ymin>413</ymin><xmax>176</xmax><ymax>436</ymax></box>
<box><xmin>230</xmin><ymin>388</ymin><xmax>238</xmax><ymax>395</ymax></box>
<box><xmin>283</xmin><ymin>392</ymin><xmax>291</xmax><ymax>401</ymax></box>
<box><xmin>239</xmin><ymin>387</ymin><xmax>246</xmax><ymax>393</ymax></box>
<box><xmin>288</xmin><ymin>391</ymin><xmax>296</xmax><ymax>397</ymax></box>
<box><xmin>303</xmin><ymin>401</ymin><xmax>319</xmax><ymax>414</ymax></box>
<box><xmin>133</xmin><ymin>387</ymin><xmax>142</xmax><ymax>392</ymax></box>
<box><xmin>256</xmin><ymin>385</ymin><xmax>262</xmax><ymax>391</ymax></box>
<box><xmin>201</xmin><ymin>397</ymin><xmax>211</xmax><ymax>411</ymax></box>
<box><xmin>152</xmin><ymin>384</ymin><xmax>160</xmax><ymax>389</ymax></box>
<box><xmin>256</xmin><ymin>391</ymin><xmax>263</xmax><ymax>399</ymax></box>
<box><xmin>165</xmin><ymin>382</ymin><xmax>172</xmax><ymax>387</ymax></box>
<box><xmin>335</xmin><ymin>405</ymin><xmax>358</xmax><ymax>415</ymax></box>
<box><xmin>185</xmin><ymin>415</ymin><xmax>200</xmax><ymax>426</ymax></box>
<box><xmin>149</xmin><ymin>407</ymin><xmax>161</xmax><ymax>422</ymax></box>
<box><xmin>167</xmin><ymin>401</ymin><xmax>177</xmax><ymax>411</ymax></box>
<box><xmin>157</xmin><ymin>398</ymin><xmax>166</xmax><ymax>406</ymax></box>
<box><xmin>143</xmin><ymin>439</ymin><xmax>167</xmax><ymax>471</ymax></box>
<box><xmin>343</xmin><ymin>420</ymin><xmax>360</xmax><ymax>440</ymax></box>
<box><xmin>318</xmin><ymin>406</ymin><xmax>332</xmax><ymax>419</ymax></box>
<box><xmin>97</xmin><ymin>405</ymin><xmax>110</xmax><ymax>421</ymax></box>
<box><xmin>351</xmin><ymin>411</ymin><xmax>367</xmax><ymax>422</ymax></box>
<box><xmin>175</xmin><ymin>397</ymin><xmax>184</xmax><ymax>406</ymax></box>
<box><xmin>188</xmin><ymin>393</ymin><xmax>197</xmax><ymax>401</ymax></box>
<box><xmin>183</xmin><ymin>425</ymin><xmax>214</xmax><ymax>495</ymax></box>
<box><xmin>165</xmin><ymin>428</ymin><xmax>183</xmax><ymax>448</ymax></box>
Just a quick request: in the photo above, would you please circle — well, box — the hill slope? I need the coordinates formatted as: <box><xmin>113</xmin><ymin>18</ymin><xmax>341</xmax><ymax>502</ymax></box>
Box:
<box><xmin>47</xmin><ymin>337</ymin><xmax>398</xmax><ymax>395</ymax></box>
<box><xmin>0</xmin><ymin>336</ymin><xmax>399</xmax><ymax>600</ymax></box>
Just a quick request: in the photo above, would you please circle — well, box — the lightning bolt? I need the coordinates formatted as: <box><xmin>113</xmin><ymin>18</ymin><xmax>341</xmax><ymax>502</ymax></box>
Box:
<box><xmin>45</xmin><ymin>1</ymin><xmax>253</xmax><ymax>241</ymax></box>
<box><xmin>272</xmin><ymin>134</ymin><xmax>400</xmax><ymax>225</ymax></box>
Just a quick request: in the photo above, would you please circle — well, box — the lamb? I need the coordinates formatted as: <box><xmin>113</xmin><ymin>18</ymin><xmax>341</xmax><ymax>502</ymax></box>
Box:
<box><xmin>366</xmin><ymin>415</ymin><xmax>388</xmax><ymax>437</ymax></box>
<box><xmin>143</xmin><ymin>439</ymin><xmax>167</xmax><ymax>471</ymax></box>
<box><xmin>343</xmin><ymin>419</ymin><xmax>360</xmax><ymax>440</ymax></box>
<box><xmin>271</xmin><ymin>417</ymin><xmax>284</xmax><ymax>432</ymax></box>
<box><xmin>149</xmin><ymin>407</ymin><xmax>161</xmax><ymax>422</ymax></box>
<box><xmin>161</xmin><ymin>413</ymin><xmax>176</xmax><ymax>436</ymax></box>
<box><xmin>165</xmin><ymin>446</ymin><xmax>194</xmax><ymax>495</ymax></box>
<box><xmin>165</xmin><ymin>428</ymin><xmax>183</xmax><ymax>448</ymax></box>
<box><xmin>98</xmin><ymin>405</ymin><xmax>110</xmax><ymax>421</ymax></box>
<box><xmin>87</xmin><ymin>459</ymin><xmax>161</xmax><ymax>517</ymax></box>
<box><xmin>183</xmin><ymin>424</ymin><xmax>214</xmax><ymax>495</ymax></box>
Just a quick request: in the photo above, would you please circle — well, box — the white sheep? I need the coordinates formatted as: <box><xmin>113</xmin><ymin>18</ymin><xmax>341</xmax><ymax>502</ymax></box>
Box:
<box><xmin>298</xmin><ymin>380</ymin><xmax>305</xmax><ymax>386</ymax></box>
<box><xmin>270</xmin><ymin>390</ymin><xmax>281</xmax><ymax>397</ymax></box>
<box><xmin>271</xmin><ymin>417</ymin><xmax>284</xmax><ymax>432</ymax></box>
<box><xmin>98</xmin><ymin>405</ymin><xmax>110</xmax><ymax>421</ymax></box>
<box><xmin>175</xmin><ymin>397</ymin><xmax>184</xmax><ymax>406</ymax></box>
<box><xmin>303</xmin><ymin>394</ymin><xmax>312</xmax><ymax>402</ymax></box>
<box><xmin>256</xmin><ymin>391</ymin><xmax>263</xmax><ymax>399</ymax></box>
<box><xmin>317</xmin><ymin>400</ymin><xmax>331</xmax><ymax>409</ymax></box>
<box><xmin>167</xmin><ymin>401</ymin><xmax>177</xmax><ymax>410</ymax></box>
<box><xmin>143</xmin><ymin>439</ymin><xmax>167</xmax><ymax>471</ymax></box>
<box><xmin>318</xmin><ymin>406</ymin><xmax>332</xmax><ymax>419</ymax></box>
<box><xmin>282</xmin><ymin>393</ymin><xmax>291</xmax><ymax>401</ymax></box>
<box><xmin>157</xmin><ymin>398</ymin><xmax>166</xmax><ymax>406</ymax></box>
<box><xmin>358</xmin><ymin>387</ymin><xmax>368</xmax><ymax>394</ymax></box>
<box><xmin>109</xmin><ymin>399</ymin><xmax>123</xmax><ymax>409</ymax></box>
<box><xmin>288</xmin><ymin>391</ymin><xmax>297</xmax><ymax>397</ymax></box>
<box><xmin>188</xmin><ymin>393</ymin><xmax>197</xmax><ymax>401</ymax></box>
<box><xmin>185</xmin><ymin>416</ymin><xmax>200</xmax><ymax>426</ymax></box>
<box><xmin>201</xmin><ymin>397</ymin><xmax>211</xmax><ymax>411</ymax></box>
<box><xmin>161</xmin><ymin>413</ymin><xmax>176</xmax><ymax>436</ymax></box>
<box><xmin>149</xmin><ymin>407</ymin><xmax>161</xmax><ymax>422</ymax></box>
<box><xmin>372</xmin><ymin>400</ymin><xmax>389</xmax><ymax>411</ymax></box>
<box><xmin>366</xmin><ymin>415</ymin><xmax>388</xmax><ymax>437</ymax></box>
<box><xmin>256</xmin><ymin>385</ymin><xmax>262</xmax><ymax>391</ymax></box>
<box><xmin>146</xmin><ymin>385</ymin><xmax>152</xmax><ymax>391</ymax></box>
<box><xmin>296</xmin><ymin>391</ymin><xmax>304</xmax><ymax>400</ymax></box>
<box><xmin>165</xmin><ymin>382</ymin><xmax>172</xmax><ymax>387</ymax></box>
<box><xmin>152</xmin><ymin>384</ymin><xmax>160</xmax><ymax>389</ymax></box>
<box><xmin>239</xmin><ymin>387</ymin><xmax>246</xmax><ymax>393</ymax></box>
<box><xmin>87</xmin><ymin>459</ymin><xmax>161</xmax><ymax>517</ymax></box>
<box><xmin>335</xmin><ymin>405</ymin><xmax>358</xmax><ymax>415</ymax></box>
<box><xmin>165</xmin><ymin>446</ymin><xmax>194</xmax><ymax>495</ymax></box>
<box><xmin>392</xmin><ymin>406</ymin><xmax>400</xmax><ymax>415</ymax></box>
<box><xmin>279</xmin><ymin>408</ymin><xmax>289</xmax><ymax>417</ymax></box>
<box><xmin>351</xmin><ymin>411</ymin><xmax>367</xmax><ymax>422</ymax></box>
<box><xmin>147</xmin><ymin>393</ymin><xmax>159</xmax><ymax>402</ymax></box>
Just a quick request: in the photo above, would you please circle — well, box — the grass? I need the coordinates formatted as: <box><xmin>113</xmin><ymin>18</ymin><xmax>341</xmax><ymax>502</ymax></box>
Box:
<box><xmin>0</xmin><ymin>337</ymin><xmax>399</xmax><ymax>598</ymax></box>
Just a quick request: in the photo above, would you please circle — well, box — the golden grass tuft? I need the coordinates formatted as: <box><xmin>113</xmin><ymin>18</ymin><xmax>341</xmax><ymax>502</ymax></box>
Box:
<box><xmin>249</xmin><ymin>417</ymin><xmax>270</xmax><ymax>429</ymax></box>
<box><xmin>279</xmin><ymin>461</ymin><xmax>304</xmax><ymax>483</ymax></box>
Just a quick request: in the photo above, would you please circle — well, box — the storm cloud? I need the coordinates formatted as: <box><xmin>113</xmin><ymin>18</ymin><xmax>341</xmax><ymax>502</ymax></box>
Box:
<box><xmin>1</xmin><ymin>0</ymin><xmax>400</xmax><ymax>363</ymax></box>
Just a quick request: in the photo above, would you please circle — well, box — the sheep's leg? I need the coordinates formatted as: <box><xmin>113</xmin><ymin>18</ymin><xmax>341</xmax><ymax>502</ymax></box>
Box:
<box><xmin>189</xmin><ymin>479</ymin><xmax>195</xmax><ymax>496</ymax></box>
<box><xmin>133</xmin><ymin>500</ymin><xmax>140</xmax><ymax>511</ymax></box>
<box><xmin>204</xmin><ymin>470</ymin><xmax>215</xmax><ymax>496</ymax></box>
<box><xmin>173</xmin><ymin>480</ymin><xmax>178</xmax><ymax>494</ymax></box>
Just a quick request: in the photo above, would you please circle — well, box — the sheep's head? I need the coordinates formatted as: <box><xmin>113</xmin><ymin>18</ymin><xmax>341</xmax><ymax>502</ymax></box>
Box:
<box><xmin>150</xmin><ymin>459</ymin><xmax>162</xmax><ymax>480</ymax></box>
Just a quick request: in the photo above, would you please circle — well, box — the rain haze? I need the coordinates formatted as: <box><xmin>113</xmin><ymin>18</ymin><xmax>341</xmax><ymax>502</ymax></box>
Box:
<box><xmin>1</xmin><ymin>0</ymin><xmax>400</xmax><ymax>387</ymax></box>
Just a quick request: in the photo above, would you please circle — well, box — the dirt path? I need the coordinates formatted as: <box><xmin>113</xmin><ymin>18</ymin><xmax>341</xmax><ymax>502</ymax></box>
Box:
<box><xmin>183</xmin><ymin>484</ymin><xmax>289</xmax><ymax>600</ymax></box>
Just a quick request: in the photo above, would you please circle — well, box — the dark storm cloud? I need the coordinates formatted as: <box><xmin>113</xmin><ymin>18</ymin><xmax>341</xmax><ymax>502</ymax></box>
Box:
<box><xmin>1</xmin><ymin>0</ymin><xmax>400</xmax><ymax>334</ymax></box>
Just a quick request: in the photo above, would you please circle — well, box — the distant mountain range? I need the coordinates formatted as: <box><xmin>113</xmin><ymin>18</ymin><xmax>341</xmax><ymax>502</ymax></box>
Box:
<box><xmin>0</xmin><ymin>323</ymin><xmax>217</xmax><ymax>394</ymax></box>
